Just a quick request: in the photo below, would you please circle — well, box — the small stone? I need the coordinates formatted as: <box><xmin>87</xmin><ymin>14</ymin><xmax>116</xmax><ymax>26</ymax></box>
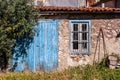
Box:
<box><xmin>109</xmin><ymin>65</ymin><xmax>116</xmax><ymax>69</ymax></box>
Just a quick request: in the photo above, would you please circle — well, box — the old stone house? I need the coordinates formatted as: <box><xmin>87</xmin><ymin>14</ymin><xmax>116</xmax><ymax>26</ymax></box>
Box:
<box><xmin>11</xmin><ymin>0</ymin><xmax>120</xmax><ymax>72</ymax></box>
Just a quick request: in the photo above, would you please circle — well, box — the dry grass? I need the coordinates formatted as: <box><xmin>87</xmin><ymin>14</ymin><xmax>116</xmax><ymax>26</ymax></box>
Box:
<box><xmin>0</xmin><ymin>64</ymin><xmax>120</xmax><ymax>80</ymax></box>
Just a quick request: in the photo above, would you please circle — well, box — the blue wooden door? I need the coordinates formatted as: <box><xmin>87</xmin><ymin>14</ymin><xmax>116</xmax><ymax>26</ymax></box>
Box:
<box><xmin>11</xmin><ymin>20</ymin><xmax>59</xmax><ymax>72</ymax></box>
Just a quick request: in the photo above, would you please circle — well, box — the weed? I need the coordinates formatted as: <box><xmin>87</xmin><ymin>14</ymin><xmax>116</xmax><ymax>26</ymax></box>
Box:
<box><xmin>0</xmin><ymin>62</ymin><xmax>120</xmax><ymax>80</ymax></box>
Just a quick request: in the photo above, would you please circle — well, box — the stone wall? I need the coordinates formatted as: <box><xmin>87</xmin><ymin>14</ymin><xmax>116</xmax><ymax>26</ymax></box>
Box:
<box><xmin>58</xmin><ymin>19</ymin><xmax>120</xmax><ymax>70</ymax></box>
<box><xmin>58</xmin><ymin>19</ymin><xmax>92</xmax><ymax>70</ymax></box>
<box><xmin>58</xmin><ymin>20</ymin><xmax>70</xmax><ymax>70</ymax></box>
<box><xmin>91</xmin><ymin>19</ymin><xmax>120</xmax><ymax>61</ymax></box>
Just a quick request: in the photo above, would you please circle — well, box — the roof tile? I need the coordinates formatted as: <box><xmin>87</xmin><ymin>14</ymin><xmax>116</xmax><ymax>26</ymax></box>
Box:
<box><xmin>35</xmin><ymin>6</ymin><xmax>120</xmax><ymax>12</ymax></box>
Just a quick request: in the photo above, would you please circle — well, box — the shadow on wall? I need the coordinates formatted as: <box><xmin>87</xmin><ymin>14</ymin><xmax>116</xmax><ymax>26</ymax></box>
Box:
<box><xmin>9</xmin><ymin>32</ymin><xmax>33</xmax><ymax>72</ymax></box>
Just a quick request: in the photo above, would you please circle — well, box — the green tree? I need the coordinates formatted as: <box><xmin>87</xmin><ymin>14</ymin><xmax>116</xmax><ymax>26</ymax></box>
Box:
<box><xmin>0</xmin><ymin>0</ymin><xmax>39</xmax><ymax>71</ymax></box>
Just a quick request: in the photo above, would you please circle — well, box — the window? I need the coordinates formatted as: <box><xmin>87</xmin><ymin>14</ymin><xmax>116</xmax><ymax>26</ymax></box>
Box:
<box><xmin>70</xmin><ymin>20</ymin><xmax>91</xmax><ymax>54</ymax></box>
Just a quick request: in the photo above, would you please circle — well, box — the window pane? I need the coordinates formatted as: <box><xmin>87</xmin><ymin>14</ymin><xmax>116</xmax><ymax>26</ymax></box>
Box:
<box><xmin>73</xmin><ymin>24</ymin><xmax>78</xmax><ymax>31</ymax></box>
<box><xmin>82</xmin><ymin>24</ymin><xmax>87</xmax><ymax>31</ymax></box>
<box><xmin>82</xmin><ymin>42</ymin><xmax>87</xmax><ymax>49</ymax></box>
<box><xmin>82</xmin><ymin>33</ymin><xmax>87</xmax><ymax>40</ymax></box>
<box><xmin>73</xmin><ymin>42</ymin><xmax>78</xmax><ymax>49</ymax></box>
<box><xmin>73</xmin><ymin>33</ymin><xmax>78</xmax><ymax>40</ymax></box>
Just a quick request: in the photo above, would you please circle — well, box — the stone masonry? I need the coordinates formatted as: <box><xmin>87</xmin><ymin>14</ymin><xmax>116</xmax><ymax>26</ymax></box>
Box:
<box><xmin>58</xmin><ymin>19</ymin><xmax>120</xmax><ymax>70</ymax></box>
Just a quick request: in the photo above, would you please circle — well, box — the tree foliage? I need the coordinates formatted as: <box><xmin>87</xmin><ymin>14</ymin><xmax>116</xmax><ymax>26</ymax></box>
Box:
<box><xmin>0</xmin><ymin>0</ymin><xmax>39</xmax><ymax>70</ymax></box>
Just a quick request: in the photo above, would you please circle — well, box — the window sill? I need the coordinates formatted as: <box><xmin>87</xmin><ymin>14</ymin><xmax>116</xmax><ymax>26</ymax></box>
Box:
<box><xmin>70</xmin><ymin>52</ymin><xmax>91</xmax><ymax>55</ymax></box>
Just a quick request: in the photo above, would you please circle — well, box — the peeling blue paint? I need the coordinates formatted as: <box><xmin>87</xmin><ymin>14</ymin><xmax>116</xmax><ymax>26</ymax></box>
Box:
<box><xmin>11</xmin><ymin>20</ymin><xmax>59</xmax><ymax>72</ymax></box>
